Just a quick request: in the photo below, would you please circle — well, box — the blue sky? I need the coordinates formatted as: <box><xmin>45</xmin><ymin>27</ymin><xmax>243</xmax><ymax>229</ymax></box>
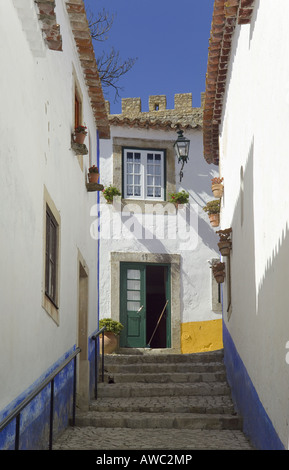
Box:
<box><xmin>83</xmin><ymin>0</ymin><xmax>214</xmax><ymax>114</ymax></box>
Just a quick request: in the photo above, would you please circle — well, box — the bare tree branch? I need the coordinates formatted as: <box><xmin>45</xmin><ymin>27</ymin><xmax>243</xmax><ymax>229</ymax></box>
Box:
<box><xmin>87</xmin><ymin>8</ymin><xmax>114</xmax><ymax>42</ymax></box>
<box><xmin>96</xmin><ymin>48</ymin><xmax>137</xmax><ymax>102</ymax></box>
<box><xmin>87</xmin><ymin>8</ymin><xmax>137</xmax><ymax>102</ymax></box>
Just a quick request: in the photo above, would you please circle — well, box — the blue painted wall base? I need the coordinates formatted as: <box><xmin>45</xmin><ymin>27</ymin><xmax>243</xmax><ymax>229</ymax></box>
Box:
<box><xmin>223</xmin><ymin>321</ymin><xmax>285</xmax><ymax>450</ymax></box>
<box><xmin>0</xmin><ymin>347</ymin><xmax>76</xmax><ymax>450</ymax></box>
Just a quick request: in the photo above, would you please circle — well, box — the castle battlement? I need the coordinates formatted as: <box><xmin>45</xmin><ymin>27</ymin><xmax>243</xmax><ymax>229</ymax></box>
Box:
<box><xmin>106</xmin><ymin>93</ymin><xmax>204</xmax><ymax>130</ymax></box>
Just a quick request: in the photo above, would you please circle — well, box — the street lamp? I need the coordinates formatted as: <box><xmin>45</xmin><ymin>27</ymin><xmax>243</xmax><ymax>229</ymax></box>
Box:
<box><xmin>174</xmin><ymin>130</ymin><xmax>190</xmax><ymax>182</ymax></box>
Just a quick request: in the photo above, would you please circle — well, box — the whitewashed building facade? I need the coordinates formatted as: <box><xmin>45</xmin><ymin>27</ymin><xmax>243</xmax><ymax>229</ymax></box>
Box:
<box><xmin>0</xmin><ymin>0</ymin><xmax>109</xmax><ymax>449</ymax></box>
<box><xmin>203</xmin><ymin>0</ymin><xmax>289</xmax><ymax>450</ymax></box>
<box><xmin>98</xmin><ymin>93</ymin><xmax>222</xmax><ymax>354</ymax></box>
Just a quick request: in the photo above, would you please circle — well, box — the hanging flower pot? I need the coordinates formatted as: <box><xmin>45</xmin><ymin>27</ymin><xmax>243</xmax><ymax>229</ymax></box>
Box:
<box><xmin>203</xmin><ymin>199</ymin><xmax>220</xmax><ymax>227</ymax></box>
<box><xmin>211</xmin><ymin>177</ymin><xmax>224</xmax><ymax>198</ymax></box>
<box><xmin>218</xmin><ymin>240</ymin><xmax>231</xmax><ymax>256</ymax></box>
<box><xmin>102</xmin><ymin>185</ymin><xmax>121</xmax><ymax>204</ymax></box>
<box><xmin>210</xmin><ymin>261</ymin><xmax>225</xmax><ymax>284</ymax></box>
<box><xmin>168</xmin><ymin>190</ymin><xmax>189</xmax><ymax>209</ymax></box>
<box><xmin>216</xmin><ymin>228</ymin><xmax>232</xmax><ymax>256</ymax></box>
<box><xmin>214</xmin><ymin>271</ymin><xmax>225</xmax><ymax>284</ymax></box>
<box><xmin>209</xmin><ymin>213</ymin><xmax>220</xmax><ymax>227</ymax></box>
<box><xmin>74</xmin><ymin>125</ymin><xmax>87</xmax><ymax>144</ymax></box>
<box><xmin>88</xmin><ymin>165</ymin><xmax>99</xmax><ymax>183</ymax></box>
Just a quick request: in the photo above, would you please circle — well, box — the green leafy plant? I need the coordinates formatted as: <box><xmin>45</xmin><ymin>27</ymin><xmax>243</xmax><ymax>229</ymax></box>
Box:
<box><xmin>89</xmin><ymin>165</ymin><xmax>99</xmax><ymax>173</ymax></box>
<box><xmin>168</xmin><ymin>190</ymin><xmax>189</xmax><ymax>205</ymax></box>
<box><xmin>99</xmin><ymin>318</ymin><xmax>124</xmax><ymax>335</ymax></box>
<box><xmin>102</xmin><ymin>185</ymin><xmax>121</xmax><ymax>203</ymax></box>
<box><xmin>203</xmin><ymin>199</ymin><xmax>220</xmax><ymax>214</ymax></box>
<box><xmin>216</xmin><ymin>227</ymin><xmax>232</xmax><ymax>241</ymax></box>
<box><xmin>75</xmin><ymin>125</ymin><xmax>87</xmax><ymax>135</ymax></box>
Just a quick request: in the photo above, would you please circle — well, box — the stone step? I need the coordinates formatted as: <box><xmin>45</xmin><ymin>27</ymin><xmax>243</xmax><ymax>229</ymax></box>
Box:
<box><xmin>97</xmin><ymin>381</ymin><xmax>231</xmax><ymax>398</ymax></box>
<box><xmin>101</xmin><ymin>350</ymin><xmax>224</xmax><ymax>365</ymax></box>
<box><xmin>54</xmin><ymin>348</ymin><xmax>254</xmax><ymax>450</ymax></box>
<box><xmin>89</xmin><ymin>395</ymin><xmax>235</xmax><ymax>414</ymax></box>
<box><xmin>74</xmin><ymin>410</ymin><xmax>243</xmax><ymax>430</ymax></box>
<box><xmin>102</xmin><ymin>361</ymin><xmax>225</xmax><ymax>375</ymax></box>
<box><xmin>102</xmin><ymin>370</ymin><xmax>227</xmax><ymax>384</ymax></box>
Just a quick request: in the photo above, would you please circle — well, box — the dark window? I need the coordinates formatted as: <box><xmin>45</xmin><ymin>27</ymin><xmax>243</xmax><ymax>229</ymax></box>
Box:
<box><xmin>45</xmin><ymin>206</ymin><xmax>58</xmax><ymax>307</ymax></box>
<box><xmin>75</xmin><ymin>91</ymin><xmax>81</xmax><ymax>128</ymax></box>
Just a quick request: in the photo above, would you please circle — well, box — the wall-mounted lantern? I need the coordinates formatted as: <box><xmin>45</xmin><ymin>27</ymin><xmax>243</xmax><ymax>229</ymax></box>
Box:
<box><xmin>174</xmin><ymin>130</ymin><xmax>190</xmax><ymax>182</ymax></box>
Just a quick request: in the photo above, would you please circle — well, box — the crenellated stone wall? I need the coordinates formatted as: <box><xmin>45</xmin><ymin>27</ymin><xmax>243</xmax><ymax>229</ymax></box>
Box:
<box><xmin>107</xmin><ymin>93</ymin><xmax>204</xmax><ymax>131</ymax></box>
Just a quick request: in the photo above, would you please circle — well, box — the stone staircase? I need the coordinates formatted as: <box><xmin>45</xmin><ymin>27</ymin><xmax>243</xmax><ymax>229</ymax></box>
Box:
<box><xmin>54</xmin><ymin>349</ymin><xmax>254</xmax><ymax>450</ymax></box>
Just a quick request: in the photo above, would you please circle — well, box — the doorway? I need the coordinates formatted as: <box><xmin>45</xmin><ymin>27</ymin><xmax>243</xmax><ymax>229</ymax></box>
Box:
<box><xmin>120</xmin><ymin>262</ymin><xmax>171</xmax><ymax>348</ymax></box>
<box><xmin>77</xmin><ymin>254</ymin><xmax>89</xmax><ymax>410</ymax></box>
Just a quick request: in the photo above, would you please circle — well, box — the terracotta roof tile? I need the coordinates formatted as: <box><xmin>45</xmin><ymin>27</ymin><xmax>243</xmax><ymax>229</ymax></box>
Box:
<box><xmin>203</xmin><ymin>0</ymin><xmax>255</xmax><ymax>164</ymax></box>
<box><xmin>65</xmin><ymin>1</ymin><xmax>110</xmax><ymax>139</ymax></box>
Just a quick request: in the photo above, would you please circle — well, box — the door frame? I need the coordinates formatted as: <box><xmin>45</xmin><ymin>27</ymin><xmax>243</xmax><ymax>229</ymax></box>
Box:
<box><xmin>111</xmin><ymin>252</ymin><xmax>181</xmax><ymax>351</ymax></box>
<box><xmin>120</xmin><ymin>262</ymin><xmax>171</xmax><ymax>348</ymax></box>
<box><xmin>77</xmin><ymin>250</ymin><xmax>90</xmax><ymax>410</ymax></box>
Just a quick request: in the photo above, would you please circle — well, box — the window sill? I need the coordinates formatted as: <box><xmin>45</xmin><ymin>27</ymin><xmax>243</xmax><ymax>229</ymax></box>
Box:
<box><xmin>86</xmin><ymin>182</ymin><xmax>104</xmax><ymax>192</ymax></box>
<box><xmin>43</xmin><ymin>294</ymin><xmax>59</xmax><ymax>325</ymax></box>
<box><xmin>71</xmin><ymin>139</ymin><xmax>88</xmax><ymax>156</ymax></box>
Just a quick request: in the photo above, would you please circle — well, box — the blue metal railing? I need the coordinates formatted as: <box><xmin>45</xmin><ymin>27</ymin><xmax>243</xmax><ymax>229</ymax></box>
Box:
<box><xmin>91</xmin><ymin>326</ymin><xmax>106</xmax><ymax>399</ymax></box>
<box><xmin>0</xmin><ymin>347</ymin><xmax>81</xmax><ymax>450</ymax></box>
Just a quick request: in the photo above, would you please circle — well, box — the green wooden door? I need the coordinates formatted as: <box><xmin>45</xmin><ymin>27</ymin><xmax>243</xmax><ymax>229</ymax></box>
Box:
<box><xmin>120</xmin><ymin>263</ymin><xmax>146</xmax><ymax>348</ymax></box>
<box><xmin>120</xmin><ymin>262</ymin><xmax>171</xmax><ymax>348</ymax></box>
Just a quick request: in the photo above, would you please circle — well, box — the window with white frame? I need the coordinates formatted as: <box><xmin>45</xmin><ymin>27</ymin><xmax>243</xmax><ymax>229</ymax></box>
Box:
<box><xmin>123</xmin><ymin>148</ymin><xmax>165</xmax><ymax>200</ymax></box>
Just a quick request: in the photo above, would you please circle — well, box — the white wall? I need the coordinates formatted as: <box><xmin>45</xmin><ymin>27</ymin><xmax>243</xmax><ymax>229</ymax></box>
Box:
<box><xmin>0</xmin><ymin>2</ymin><xmax>99</xmax><ymax>411</ymax></box>
<box><xmin>98</xmin><ymin>125</ymin><xmax>219</xmax><ymax>329</ymax></box>
<box><xmin>219</xmin><ymin>0</ymin><xmax>289</xmax><ymax>447</ymax></box>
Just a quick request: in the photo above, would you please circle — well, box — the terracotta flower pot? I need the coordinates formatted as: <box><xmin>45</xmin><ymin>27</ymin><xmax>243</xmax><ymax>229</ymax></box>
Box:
<box><xmin>209</xmin><ymin>213</ymin><xmax>220</xmax><ymax>227</ymax></box>
<box><xmin>74</xmin><ymin>132</ymin><xmax>86</xmax><ymax>144</ymax></box>
<box><xmin>214</xmin><ymin>272</ymin><xmax>225</xmax><ymax>284</ymax></box>
<box><xmin>99</xmin><ymin>332</ymin><xmax>118</xmax><ymax>354</ymax></box>
<box><xmin>212</xmin><ymin>183</ymin><xmax>224</xmax><ymax>198</ymax></box>
<box><xmin>218</xmin><ymin>241</ymin><xmax>231</xmax><ymax>256</ymax></box>
<box><xmin>88</xmin><ymin>172</ymin><xmax>99</xmax><ymax>184</ymax></box>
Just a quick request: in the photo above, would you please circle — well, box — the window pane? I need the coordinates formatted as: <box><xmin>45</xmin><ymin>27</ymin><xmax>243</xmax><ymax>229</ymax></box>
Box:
<box><xmin>134</xmin><ymin>164</ymin><xmax>141</xmax><ymax>174</ymax></box>
<box><xmin>134</xmin><ymin>175</ymin><xmax>141</xmax><ymax>185</ymax></box>
<box><xmin>127</xmin><ymin>279</ymin><xmax>141</xmax><ymax>290</ymax></box>
<box><xmin>127</xmin><ymin>269</ymin><xmax>140</xmax><ymax>279</ymax></box>
<box><xmin>147</xmin><ymin>187</ymin><xmax>153</xmax><ymax>197</ymax></box>
<box><xmin>155</xmin><ymin>165</ymin><xmax>161</xmax><ymax>175</ymax></box>
<box><xmin>134</xmin><ymin>186</ymin><xmax>141</xmax><ymax>196</ymax></box>
<box><xmin>127</xmin><ymin>290</ymin><xmax>140</xmax><ymax>301</ymax></box>
<box><xmin>127</xmin><ymin>186</ymin><xmax>133</xmax><ymax>196</ymax></box>
<box><xmin>155</xmin><ymin>187</ymin><xmax>161</xmax><ymax>197</ymax></box>
<box><xmin>147</xmin><ymin>153</ymin><xmax>153</xmax><ymax>160</ymax></box>
<box><xmin>127</xmin><ymin>301</ymin><xmax>141</xmax><ymax>311</ymax></box>
<box><xmin>127</xmin><ymin>163</ymin><xmax>134</xmax><ymax>173</ymax></box>
<box><xmin>155</xmin><ymin>154</ymin><xmax>161</xmax><ymax>161</ymax></box>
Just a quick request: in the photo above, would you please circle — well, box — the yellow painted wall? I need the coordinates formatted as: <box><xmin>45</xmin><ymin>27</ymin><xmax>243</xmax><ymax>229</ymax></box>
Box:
<box><xmin>181</xmin><ymin>319</ymin><xmax>223</xmax><ymax>354</ymax></box>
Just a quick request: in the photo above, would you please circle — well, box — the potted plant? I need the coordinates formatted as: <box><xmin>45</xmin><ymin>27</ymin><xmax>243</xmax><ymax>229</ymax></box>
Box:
<box><xmin>210</xmin><ymin>261</ymin><xmax>225</xmax><ymax>284</ymax></box>
<box><xmin>98</xmin><ymin>318</ymin><xmax>124</xmax><ymax>354</ymax></box>
<box><xmin>211</xmin><ymin>177</ymin><xmax>224</xmax><ymax>198</ymax></box>
<box><xmin>88</xmin><ymin>165</ymin><xmax>99</xmax><ymax>184</ymax></box>
<box><xmin>168</xmin><ymin>190</ymin><xmax>189</xmax><ymax>208</ymax></box>
<box><xmin>216</xmin><ymin>227</ymin><xmax>232</xmax><ymax>256</ymax></box>
<box><xmin>203</xmin><ymin>199</ymin><xmax>220</xmax><ymax>227</ymax></box>
<box><xmin>102</xmin><ymin>185</ymin><xmax>121</xmax><ymax>203</ymax></box>
<box><xmin>74</xmin><ymin>125</ymin><xmax>87</xmax><ymax>144</ymax></box>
